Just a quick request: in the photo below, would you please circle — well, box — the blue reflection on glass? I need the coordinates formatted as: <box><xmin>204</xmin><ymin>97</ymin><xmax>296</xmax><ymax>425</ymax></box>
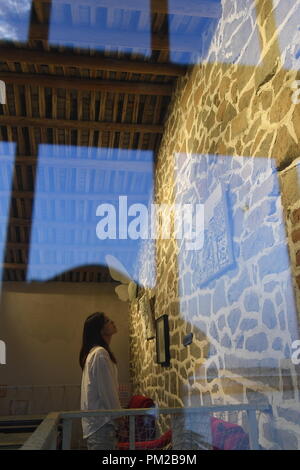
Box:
<box><xmin>274</xmin><ymin>1</ymin><xmax>300</xmax><ymax>71</ymax></box>
<box><xmin>202</xmin><ymin>0</ymin><xmax>261</xmax><ymax>66</ymax></box>
<box><xmin>0</xmin><ymin>142</ymin><xmax>16</xmax><ymax>283</ymax></box>
<box><xmin>49</xmin><ymin>0</ymin><xmax>151</xmax><ymax>56</ymax></box>
<box><xmin>0</xmin><ymin>0</ymin><xmax>31</xmax><ymax>42</ymax></box>
<box><xmin>168</xmin><ymin>0</ymin><xmax>221</xmax><ymax>65</ymax></box>
<box><xmin>173</xmin><ymin>152</ymin><xmax>299</xmax><ymax>448</ymax></box>
<box><xmin>27</xmin><ymin>144</ymin><xmax>154</xmax><ymax>284</ymax></box>
<box><xmin>175</xmin><ymin>151</ymin><xmax>298</xmax><ymax>360</ymax></box>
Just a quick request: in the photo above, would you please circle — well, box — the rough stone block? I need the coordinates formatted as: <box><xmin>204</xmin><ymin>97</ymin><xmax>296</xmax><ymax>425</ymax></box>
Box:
<box><xmin>235</xmin><ymin>334</ymin><xmax>244</xmax><ymax>349</ymax></box>
<box><xmin>296</xmin><ymin>250</ymin><xmax>300</xmax><ymax>266</ymax></box>
<box><xmin>221</xmin><ymin>378</ymin><xmax>244</xmax><ymax>398</ymax></box>
<box><xmin>209</xmin><ymin>322</ymin><xmax>219</xmax><ymax>341</ymax></box>
<box><xmin>228</xmin><ymin>308</ymin><xmax>241</xmax><ymax>334</ymax></box>
<box><xmin>194</xmin><ymin>319</ymin><xmax>207</xmax><ymax>339</ymax></box>
<box><xmin>188</xmin><ymin>297</ymin><xmax>198</xmax><ymax>317</ymax></box>
<box><xmin>230</xmin><ymin>109</ymin><xmax>248</xmax><ymax>138</ymax></box>
<box><xmin>246</xmin><ymin>332</ymin><xmax>268</xmax><ymax>352</ymax></box>
<box><xmin>262</xmin><ymin>299</ymin><xmax>277</xmax><ymax>329</ymax></box>
<box><xmin>292</xmin><ymin>229</ymin><xmax>300</xmax><ymax>243</ymax></box>
<box><xmin>244</xmin><ymin>291</ymin><xmax>260</xmax><ymax>312</ymax></box>
<box><xmin>240</xmin><ymin>318</ymin><xmax>258</xmax><ymax>331</ymax></box>
<box><xmin>258</xmin><ymin>245</ymin><xmax>290</xmax><ymax>279</ymax></box>
<box><xmin>198</xmin><ymin>294</ymin><xmax>211</xmax><ymax>317</ymax></box>
<box><xmin>218</xmin><ymin>315</ymin><xmax>226</xmax><ymax>330</ymax></box>
<box><xmin>229</xmin><ymin>174</ymin><xmax>243</xmax><ymax>189</ymax></box>
<box><xmin>207</xmin><ymin>363</ymin><xmax>219</xmax><ymax>382</ymax></box>
<box><xmin>233</xmin><ymin>207</ymin><xmax>245</xmax><ymax>238</ymax></box>
<box><xmin>278</xmin><ymin>311</ymin><xmax>286</xmax><ymax>331</ymax></box>
<box><xmin>242</xmin><ymin>225</ymin><xmax>275</xmax><ymax>260</ymax></box>
<box><xmin>212</xmin><ymin>279</ymin><xmax>227</xmax><ymax>313</ymax></box>
<box><xmin>221</xmin><ymin>333</ymin><xmax>232</xmax><ymax>348</ymax></box>
<box><xmin>246</xmin><ymin>199</ymin><xmax>277</xmax><ymax>228</ymax></box>
<box><xmin>227</xmin><ymin>268</ymin><xmax>251</xmax><ymax>303</ymax></box>
<box><xmin>251</xmin><ymin>173</ymin><xmax>280</xmax><ymax>205</ymax></box>
<box><xmin>291</xmin><ymin>207</ymin><xmax>300</xmax><ymax>225</ymax></box>
<box><xmin>275</xmin><ymin>292</ymin><xmax>283</xmax><ymax>306</ymax></box>
<box><xmin>272</xmin><ymin>337</ymin><xmax>283</xmax><ymax>351</ymax></box>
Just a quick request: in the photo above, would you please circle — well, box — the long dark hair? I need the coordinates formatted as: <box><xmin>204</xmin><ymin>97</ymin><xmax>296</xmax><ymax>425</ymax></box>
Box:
<box><xmin>79</xmin><ymin>312</ymin><xmax>117</xmax><ymax>370</ymax></box>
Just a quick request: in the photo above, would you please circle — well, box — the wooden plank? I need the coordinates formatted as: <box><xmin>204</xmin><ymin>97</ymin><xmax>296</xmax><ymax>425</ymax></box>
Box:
<box><xmin>0</xmin><ymin>48</ymin><xmax>186</xmax><ymax>76</ymax></box>
<box><xmin>0</xmin><ymin>115</ymin><xmax>163</xmax><ymax>133</ymax></box>
<box><xmin>41</xmin><ymin>0</ymin><xmax>222</xmax><ymax>18</ymax></box>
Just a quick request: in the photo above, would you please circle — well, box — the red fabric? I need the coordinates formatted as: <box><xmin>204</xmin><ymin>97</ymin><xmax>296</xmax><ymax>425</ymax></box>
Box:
<box><xmin>118</xmin><ymin>430</ymin><xmax>171</xmax><ymax>450</ymax></box>
<box><xmin>127</xmin><ymin>395</ymin><xmax>155</xmax><ymax>410</ymax></box>
<box><xmin>118</xmin><ymin>395</ymin><xmax>156</xmax><ymax>443</ymax></box>
<box><xmin>211</xmin><ymin>417</ymin><xmax>250</xmax><ymax>450</ymax></box>
<box><xmin>119</xmin><ymin>396</ymin><xmax>249</xmax><ymax>451</ymax></box>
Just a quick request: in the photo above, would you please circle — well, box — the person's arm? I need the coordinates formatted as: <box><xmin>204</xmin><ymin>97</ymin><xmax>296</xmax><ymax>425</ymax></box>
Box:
<box><xmin>92</xmin><ymin>349</ymin><xmax>121</xmax><ymax>411</ymax></box>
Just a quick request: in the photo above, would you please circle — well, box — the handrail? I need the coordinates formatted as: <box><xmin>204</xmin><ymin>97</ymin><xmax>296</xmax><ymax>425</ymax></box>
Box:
<box><xmin>21</xmin><ymin>412</ymin><xmax>61</xmax><ymax>450</ymax></box>
<box><xmin>59</xmin><ymin>402</ymin><xmax>271</xmax><ymax>419</ymax></box>
<box><xmin>20</xmin><ymin>403</ymin><xmax>272</xmax><ymax>450</ymax></box>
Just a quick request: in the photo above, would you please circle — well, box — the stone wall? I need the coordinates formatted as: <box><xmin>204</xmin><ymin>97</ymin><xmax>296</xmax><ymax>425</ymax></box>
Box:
<box><xmin>129</xmin><ymin>0</ymin><xmax>300</xmax><ymax>449</ymax></box>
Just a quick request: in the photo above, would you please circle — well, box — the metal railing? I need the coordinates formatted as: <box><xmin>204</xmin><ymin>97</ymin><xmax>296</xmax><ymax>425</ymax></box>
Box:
<box><xmin>20</xmin><ymin>403</ymin><xmax>272</xmax><ymax>450</ymax></box>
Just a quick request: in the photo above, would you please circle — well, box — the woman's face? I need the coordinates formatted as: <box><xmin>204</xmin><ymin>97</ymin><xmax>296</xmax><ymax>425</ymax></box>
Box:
<box><xmin>101</xmin><ymin>316</ymin><xmax>117</xmax><ymax>337</ymax></box>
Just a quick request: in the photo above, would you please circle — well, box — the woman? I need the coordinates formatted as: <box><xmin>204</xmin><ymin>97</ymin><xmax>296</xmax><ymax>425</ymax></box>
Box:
<box><xmin>79</xmin><ymin>312</ymin><xmax>121</xmax><ymax>450</ymax></box>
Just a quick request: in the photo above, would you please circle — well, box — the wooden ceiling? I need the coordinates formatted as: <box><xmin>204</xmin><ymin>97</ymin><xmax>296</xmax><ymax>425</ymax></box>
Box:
<box><xmin>0</xmin><ymin>0</ymin><xmax>221</xmax><ymax>282</ymax></box>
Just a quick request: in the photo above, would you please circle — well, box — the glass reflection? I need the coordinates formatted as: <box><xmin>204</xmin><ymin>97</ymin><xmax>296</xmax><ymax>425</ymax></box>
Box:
<box><xmin>27</xmin><ymin>144</ymin><xmax>154</xmax><ymax>283</ymax></box>
<box><xmin>0</xmin><ymin>142</ymin><xmax>16</xmax><ymax>289</ymax></box>
<box><xmin>0</xmin><ymin>0</ymin><xmax>31</xmax><ymax>42</ymax></box>
<box><xmin>49</xmin><ymin>0</ymin><xmax>152</xmax><ymax>57</ymax></box>
<box><xmin>171</xmin><ymin>152</ymin><xmax>299</xmax><ymax>449</ymax></box>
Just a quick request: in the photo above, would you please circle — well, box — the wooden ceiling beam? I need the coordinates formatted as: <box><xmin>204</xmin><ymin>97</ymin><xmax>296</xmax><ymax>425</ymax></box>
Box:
<box><xmin>0</xmin><ymin>48</ymin><xmax>186</xmax><ymax>76</ymax></box>
<box><xmin>0</xmin><ymin>72</ymin><xmax>173</xmax><ymax>96</ymax></box>
<box><xmin>21</xmin><ymin>24</ymin><xmax>202</xmax><ymax>52</ymax></box>
<box><xmin>10</xmin><ymin>155</ymin><xmax>153</xmax><ymax>173</ymax></box>
<box><xmin>0</xmin><ymin>115</ymin><xmax>163</xmax><ymax>134</ymax></box>
<box><xmin>38</xmin><ymin>0</ymin><xmax>222</xmax><ymax>18</ymax></box>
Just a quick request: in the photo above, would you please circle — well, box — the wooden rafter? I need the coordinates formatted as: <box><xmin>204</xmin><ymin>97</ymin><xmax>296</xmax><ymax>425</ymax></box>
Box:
<box><xmin>10</xmin><ymin>156</ymin><xmax>153</xmax><ymax>173</ymax></box>
<box><xmin>0</xmin><ymin>116</ymin><xmax>164</xmax><ymax>134</ymax></box>
<box><xmin>9</xmin><ymin>156</ymin><xmax>153</xmax><ymax>173</ymax></box>
<box><xmin>0</xmin><ymin>72</ymin><xmax>173</xmax><ymax>96</ymax></box>
<box><xmin>0</xmin><ymin>48</ymin><xmax>186</xmax><ymax>76</ymax></box>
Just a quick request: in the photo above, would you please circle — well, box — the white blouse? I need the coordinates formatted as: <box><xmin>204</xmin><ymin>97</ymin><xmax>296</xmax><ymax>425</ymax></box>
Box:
<box><xmin>80</xmin><ymin>346</ymin><xmax>121</xmax><ymax>439</ymax></box>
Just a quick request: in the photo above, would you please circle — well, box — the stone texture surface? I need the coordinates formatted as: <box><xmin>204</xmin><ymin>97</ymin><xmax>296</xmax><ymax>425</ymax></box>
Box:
<box><xmin>129</xmin><ymin>0</ymin><xmax>300</xmax><ymax>450</ymax></box>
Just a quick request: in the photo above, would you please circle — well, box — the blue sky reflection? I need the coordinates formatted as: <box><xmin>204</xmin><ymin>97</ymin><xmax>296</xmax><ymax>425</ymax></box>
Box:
<box><xmin>27</xmin><ymin>144</ymin><xmax>154</xmax><ymax>283</ymax></box>
<box><xmin>0</xmin><ymin>143</ymin><xmax>16</xmax><ymax>284</ymax></box>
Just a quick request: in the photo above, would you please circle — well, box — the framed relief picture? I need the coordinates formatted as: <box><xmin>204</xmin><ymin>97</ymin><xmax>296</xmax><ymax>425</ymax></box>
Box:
<box><xmin>139</xmin><ymin>293</ymin><xmax>155</xmax><ymax>340</ymax></box>
<box><xmin>155</xmin><ymin>314</ymin><xmax>170</xmax><ymax>367</ymax></box>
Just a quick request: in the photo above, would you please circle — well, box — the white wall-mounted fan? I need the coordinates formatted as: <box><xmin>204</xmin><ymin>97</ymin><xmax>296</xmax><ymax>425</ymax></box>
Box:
<box><xmin>105</xmin><ymin>254</ymin><xmax>138</xmax><ymax>302</ymax></box>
